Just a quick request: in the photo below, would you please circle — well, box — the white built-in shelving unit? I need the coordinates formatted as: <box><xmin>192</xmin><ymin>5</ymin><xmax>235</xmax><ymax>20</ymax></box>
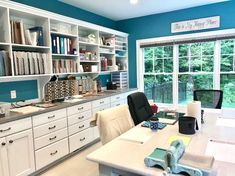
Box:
<box><xmin>0</xmin><ymin>0</ymin><xmax>128</xmax><ymax>86</ymax></box>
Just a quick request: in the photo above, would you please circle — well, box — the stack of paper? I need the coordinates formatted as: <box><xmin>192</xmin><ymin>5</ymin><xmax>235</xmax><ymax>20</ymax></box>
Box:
<box><xmin>206</xmin><ymin>140</ymin><xmax>235</xmax><ymax>164</ymax></box>
<box><xmin>10</xmin><ymin>106</ymin><xmax>44</xmax><ymax>114</ymax></box>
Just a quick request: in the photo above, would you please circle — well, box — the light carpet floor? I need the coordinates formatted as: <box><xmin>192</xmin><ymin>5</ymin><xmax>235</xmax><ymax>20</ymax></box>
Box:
<box><xmin>40</xmin><ymin>142</ymin><xmax>102</xmax><ymax>176</ymax></box>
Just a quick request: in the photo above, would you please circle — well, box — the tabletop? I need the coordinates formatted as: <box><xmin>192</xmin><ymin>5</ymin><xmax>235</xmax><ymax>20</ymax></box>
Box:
<box><xmin>87</xmin><ymin>111</ymin><xmax>235</xmax><ymax>176</ymax></box>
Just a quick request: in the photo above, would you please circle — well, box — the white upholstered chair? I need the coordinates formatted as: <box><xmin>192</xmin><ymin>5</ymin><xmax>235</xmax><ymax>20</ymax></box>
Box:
<box><xmin>96</xmin><ymin>104</ymin><xmax>134</xmax><ymax>145</ymax></box>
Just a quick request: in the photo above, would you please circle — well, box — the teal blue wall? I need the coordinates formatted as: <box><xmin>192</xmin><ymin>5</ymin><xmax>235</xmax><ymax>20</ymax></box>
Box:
<box><xmin>116</xmin><ymin>0</ymin><xmax>235</xmax><ymax>88</ymax></box>
<box><xmin>0</xmin><ymin>80</ymin><xmax>38</xmax><ymax>102</ymax></box>
<box><xmin>2</xmin><ymin>0</ymin><xmax>235</xmax><ymax>102</ymax></box>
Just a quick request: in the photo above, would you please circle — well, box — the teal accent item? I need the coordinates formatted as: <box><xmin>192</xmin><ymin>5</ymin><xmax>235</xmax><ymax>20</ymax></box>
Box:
<box><xmin>0</xmin><ymin>80</ymin><xmax>38</xmax><ymax>102</ymax></box>
<box><xmin>144</xmin><ymin>140</ymin><xmax>212</xmax><ymax>176</ymax></box>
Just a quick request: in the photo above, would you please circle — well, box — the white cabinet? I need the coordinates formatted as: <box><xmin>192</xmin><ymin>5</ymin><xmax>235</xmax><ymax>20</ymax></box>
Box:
<box><xmin>0</xmin><ymin>129</ymin><xmax>35</xmax><ymax>176</ymax></box>
<box><xmin>67</xmin><ymin>102</ymin><xmax>94</xmax><ymax>152</ymax></box>
<box><xmin>35</xmin><ymin>138</ymin><xmax>69</xmax><ymax>170</ymax></box>
<box><xmin>32</xmin><ymin>109</ymin><xmax>68</xmax><ymax>170</ymax></box>
<box><xmin>69</xmin><ymin>128</ymin><xmax>93</xmax><ymax>152</ymax></box>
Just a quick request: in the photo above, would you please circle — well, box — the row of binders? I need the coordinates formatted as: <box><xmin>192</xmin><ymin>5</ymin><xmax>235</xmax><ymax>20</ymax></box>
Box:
<box><xmin>53</xmin><ymin>59</ymin><xmax>79</xmax><ymax>73</ymax></box>
<box><xmin>13</xmin><ymin>51</ymin><xmax>50</xmax><ymax>75</ymax></box>
<box><xmin>0</xmin><ymin>51</ymin><xmax>11</xmax><ymax>76</ymax></box>
<box><xmin>51</xmin><ymin>35</ymin><xmax>74</xmax><ymax>55</ymax></box>
<box><xmin>10</xmin><ymin>20</ymin><xmax>44</xmax><ymax>46</ymax></box>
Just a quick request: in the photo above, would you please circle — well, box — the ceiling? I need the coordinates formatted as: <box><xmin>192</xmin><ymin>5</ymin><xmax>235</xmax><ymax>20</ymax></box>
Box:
<box><xmin>59</xmin><ymin>0</ymin><xmax>228</xmax><ymax>21</ymax></box>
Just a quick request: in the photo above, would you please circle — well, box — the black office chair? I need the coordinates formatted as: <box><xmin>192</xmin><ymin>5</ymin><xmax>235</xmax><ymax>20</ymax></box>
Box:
<box><xmin>127</xmin><ymin>92</ymin><xmax>153</xmax><ymax>125</ymax></box>
<box><xmin>193</xmin><ymin>89</ymin><xmax>223</xmax><ymax>123</ymax></box>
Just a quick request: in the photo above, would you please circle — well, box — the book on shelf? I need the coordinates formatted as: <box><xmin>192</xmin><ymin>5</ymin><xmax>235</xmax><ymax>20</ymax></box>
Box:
<box><xmin>29</xmin><ymin>26</ymin><xmax>44</xmax><ymax>46</ymax></box>
<box><xmin>51</xmin><ymin>34</ymin><xmax>73</xmax><ymax>55</ymax></box>
<box><xmin>10</xmin><ymin>20</ymin><xmax>44</xmax><ymax>46</ymax></box>
<box><xmin>52</xmin><ymin>59</ymin><xmax>78</xmax><ymax>73</ymax></box>
<box><xmin>13</xmin><ymin>51</ymin><xmax>49</xmax><ymax>75</ymax></box>
<box><xmin>0</xmin><ymin>51</ymin><xmax>12</xmax><ymax>76</ymax></box>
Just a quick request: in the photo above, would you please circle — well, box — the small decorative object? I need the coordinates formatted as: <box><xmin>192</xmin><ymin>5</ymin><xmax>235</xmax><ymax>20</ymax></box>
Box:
<box><xmin>0</xmin><ymin>107</ymin><xmax>5</xmax><ymax>118</ymax></box>
<box><xmin>149</xmin><ymin>117</ymin><xmax>159</xmax><ymax>131</ymax></box>
<box><xmin>88</xmin><ymin>34</ymin><xmax>96</xmax><ymax>43</ymax></box>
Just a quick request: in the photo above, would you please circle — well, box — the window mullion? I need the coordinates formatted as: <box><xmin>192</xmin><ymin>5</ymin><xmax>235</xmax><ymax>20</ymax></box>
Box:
<box><xmin>173</xmin><ymin>45</ymin><xmax>178</xmax><ymax>106</ymax></box>
<box><xmin>214</xmin><ymin>40</ymin><xmax>220</xmax><ymax>89</ymax></box>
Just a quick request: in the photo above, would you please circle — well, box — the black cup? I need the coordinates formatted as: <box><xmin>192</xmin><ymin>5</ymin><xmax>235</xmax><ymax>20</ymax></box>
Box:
<box><xmin>178</xmin><ymin>116</ymin><xmax>197</xmax><ymax>135</ymax></box>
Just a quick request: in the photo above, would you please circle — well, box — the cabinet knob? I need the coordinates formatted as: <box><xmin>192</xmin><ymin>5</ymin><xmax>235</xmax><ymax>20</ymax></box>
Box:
<box><xmin>80</xmin><ymin>137</ymin><xmax>86</xmax><ymax>141</ymax></box>
<box><xmin>48</xmin><ymin>125</ymin><xmax>56</xmax><ymax>130</ymax></box>
<box><xmin>50</xmin><ymin>150</ymin><xmax>58</xmax><ymax>156</ymax></box>
<box><xmin>0</xmin><ymin>127</ymin><xmax>11</xmax><ymax>133</ymax></box>
<box><xmin>78</xmin><ymin>116</ymin><xmax>84</xmax><ymax>119</ymax></box>
<box><xmin>49</xmin><ymin>136</ymin><xmax>57</xmax><ymax>141</ymax></box>
<box><xmin>48</xmin><ymin>115</ymin><xmax>55</xmax><ymax>119</ymax></box>
<box><xmin>1</xmin><ymin>142</ymin><xmax>6</xmax><ymax>146</ymax></box>
<box><xmin>78</xmin><ymin>107</ymin><xmax>84</xmax><ymax>111</ymax></box>
<box><xmin>9</xmin><ymin>140</ymin><xmax>13</xmax><ymax>144</ymax></box>
<box><xmin>79</xmin><ymin>125</ymin><xmax>85</xmax><ymax>129</ymax></box>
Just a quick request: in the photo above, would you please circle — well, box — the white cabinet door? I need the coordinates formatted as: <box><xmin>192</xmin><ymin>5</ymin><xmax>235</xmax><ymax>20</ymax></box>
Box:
<box><xmin>0</xmin><ymin>137</ymin><xmax>9</xmax><ymax>176</ymax></box>
<box><xmin>6</xmin><ymin>129</ymin><xmax>35</xmax><ymax>176</ymax></box>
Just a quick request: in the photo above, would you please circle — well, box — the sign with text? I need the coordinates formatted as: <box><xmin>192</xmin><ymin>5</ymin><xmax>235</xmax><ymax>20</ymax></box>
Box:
<box><xmin>171</xmin><ymin>16</ymin><xmax>220</xmax><ymax>33</ymax></box>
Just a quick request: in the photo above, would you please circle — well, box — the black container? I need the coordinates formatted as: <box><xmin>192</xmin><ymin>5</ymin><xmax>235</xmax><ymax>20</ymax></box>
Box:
<box><xmin>106</xmin><ymin>81</ymin><xmax>117</xmax><ymax>90</ymax></box>
<box><xmin>178</xmin><ymin>116</ymin><xmax>197</xmax><ymax>135</ymax></box>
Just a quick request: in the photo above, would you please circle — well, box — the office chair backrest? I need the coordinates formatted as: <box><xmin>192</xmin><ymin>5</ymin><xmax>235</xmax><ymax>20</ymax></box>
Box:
<box><xmin>193</xmin><ymin>89</ymin><xmax>223</xmax><ymax>109</ymax></box>
<box><xmin>96</xmin><ymin>104</ymin><xmax>134</xmax><ymax>145</ymax></box>
<box><xmin>127</xmin><ymin>92</ymin><xmax>153</xmax><ymax>125</ymax></box>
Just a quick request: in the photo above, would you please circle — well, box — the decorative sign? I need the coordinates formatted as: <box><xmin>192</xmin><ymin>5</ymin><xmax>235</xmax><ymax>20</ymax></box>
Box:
<box><xmin>171</xmin><ymin>16</ymin><xmax>220</xmax><ymax>33</ymax></box>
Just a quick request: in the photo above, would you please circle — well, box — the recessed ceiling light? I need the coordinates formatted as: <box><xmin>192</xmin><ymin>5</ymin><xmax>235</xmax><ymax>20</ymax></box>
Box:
<box><xmin>130</xmin><ymin>0</ymin><xmax>138</xmax><ymax>5</ymax></box>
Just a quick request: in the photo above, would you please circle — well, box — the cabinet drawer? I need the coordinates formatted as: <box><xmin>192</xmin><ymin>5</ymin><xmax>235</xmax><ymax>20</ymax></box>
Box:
<box><xmin>68</xmin><ymin>119</ymin><xmax>90</xmax><ymax>136</ymax></box>
<box><xmin>110</xmin><ymin>94</ymin><xmax>125</xmax><ymax>102</ymax></box>
<box><xmin>111</xmin><ymin>99</ymin><xmax>125</xmax><ymax>107</ymax></box>
<box><xmin>35</xmin><ymin>138</ymin><xmax>69</xmax><ymax>170</ymax></box>
<box><xmin>67</xmin><ymin>102</ymin><xmax>91</xmax><ymax>116</ymax></box>
<box><xmin>92</xmin><ymin>103</ymin><xmax>111</xmax><ymax>115</ymax></box>
<box><xmin>33</xmin><ymin>118</ymin><xmax>67</xmax><ymax>138</ymax></box>
<box><xmin>68</xmin><ymin>110</ymin><xmax>91</xmax><ymax>126</ymax></box>
<box><xmin>69</xmin><ymin>128</ymin><xmax>92</xmax><ymax>152</ymax></box>
<box><xmin>32</xmin><ymin>109</ymin><xmax>66</xmax><ymax>127</ymax></box>
<box><xmin>0</xmin><ymin>118</ymin><xmax>31</xmax><ymax>138</ymax></box>
<box><xmin>34</xmin><ymin>128</ymin><xmax>68</xmax><ymax>150</ymax></box>
<box><xmin>92</xmin><ymin>97</ymin><xmax>110</xmax><ymax>109</ymax></box>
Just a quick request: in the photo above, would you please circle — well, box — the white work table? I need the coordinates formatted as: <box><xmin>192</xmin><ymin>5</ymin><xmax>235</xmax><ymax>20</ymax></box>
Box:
<box><xmin>87</xmin><ymin>112</ymin><xmax>235</xmax><ymax>176</ymax></box>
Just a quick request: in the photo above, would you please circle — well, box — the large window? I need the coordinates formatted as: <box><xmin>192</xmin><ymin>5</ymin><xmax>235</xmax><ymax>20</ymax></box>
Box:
<box><xmin>178</xmin><ymin>42</ymin><xmax>214</xmax><ymax>104</ymax></box>
<box><xmin>143</xmin><ymin>46</ymin><xmax>173</xmax><ymax>104</ymax></box>
<box><xmin>142</xmin><ymin>38</ymin><xmax>235</xmax><ymax>108</ymax></box>
<box><xmin>220</xmin><ymin>39</ymin><xmax>235</xmax><ymax>108</ymax></box>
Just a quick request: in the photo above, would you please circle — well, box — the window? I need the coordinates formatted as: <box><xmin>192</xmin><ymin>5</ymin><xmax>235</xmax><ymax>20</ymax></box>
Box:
<box><xmin>143</xmin><ymin>46</ymin><xmax>173</xmax><ymax>103</ymax></box>
<box><xmin>178</xmin><ymin>42</ymin><xmax>214</xmax><ymax>104</ymax></box>
<box><xmin>220</xmin><ymin>39</ymin><xmax>235</xmax><ymax>108</ymax></box>
<box><xmin>141</xmin><ymin>35</ymin><xmax>235</xmax><ymax>108</ymax></box>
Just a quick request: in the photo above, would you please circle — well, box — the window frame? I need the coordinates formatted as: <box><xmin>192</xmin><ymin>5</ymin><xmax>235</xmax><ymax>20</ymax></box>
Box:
<box><xmin>136</xmin><ymin>29</ymin><xmax>235</xmax><ymax>108</ymax></box>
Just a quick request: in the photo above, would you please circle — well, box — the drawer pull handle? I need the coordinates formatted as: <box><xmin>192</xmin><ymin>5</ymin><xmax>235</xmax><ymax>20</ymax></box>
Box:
<box><xmin>50</xmin><ymin>150</ymin><xmax>58</xmax><ymax>156</ymax></box>
<box><xmin>0</xmin><ymin>127</ymin><xmax>11</xmax><ymax>133</ymax></box>
<box><xmin>116</xmin><ymin>97</ymin><xmax>120</xmax><ymax>99</ymax></box>
<box><xmin>78</xmin><ymin>107</ymin><xmax>84</xmax><ymax>110</ymax></box>
<box><xmin>100</xmin><ymin>101</ymin><xmax>104</xmax><ymax>104</ymax></box>
<box><xmin>48</xmin><ymin>125</ymin><xmax>56</xmax><ymax>130</ymax></box>
<box><xmin>9</xmin><ymin>140</ymin><xmax>13</xmax><ymax>144</ymax></box>
<box><xmin>49</xmin><ymin>136</ymin><xmax>57</xmax><ymax>141</ymax></box>
<box><xmin>116</xmin><ymin>104</ymin><xmax>120</xmax><ymax>106</ymax></box>
<box><xmin>80</xmin><ymin>137</ymin><xmax>86</xmax><ymax>141</ymax></box>
<box><xmin>79</xmin><ymin>125</ymin><xmax>85</xmax><ymax>129</ymax></box>
<box><xmin>48</xmin><ymin>115</ymin><xmax>55</xmax><ymax>119</ymax></box>
<box><xmin>1</xmin><ymin>142</ymin><xmax>6</xmax><ymax>146</ymax></box>
<box><xmin>78</xmin><ymin>116</ymin><xmax>84</xmax><ymax>120</ymax></box>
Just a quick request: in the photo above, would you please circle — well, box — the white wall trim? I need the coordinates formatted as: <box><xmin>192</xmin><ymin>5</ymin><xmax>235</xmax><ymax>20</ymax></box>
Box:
<box><xmin>137</xmin><ymin>28</ymin><xmax>235</xmax><ymax>46</ymax></box>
